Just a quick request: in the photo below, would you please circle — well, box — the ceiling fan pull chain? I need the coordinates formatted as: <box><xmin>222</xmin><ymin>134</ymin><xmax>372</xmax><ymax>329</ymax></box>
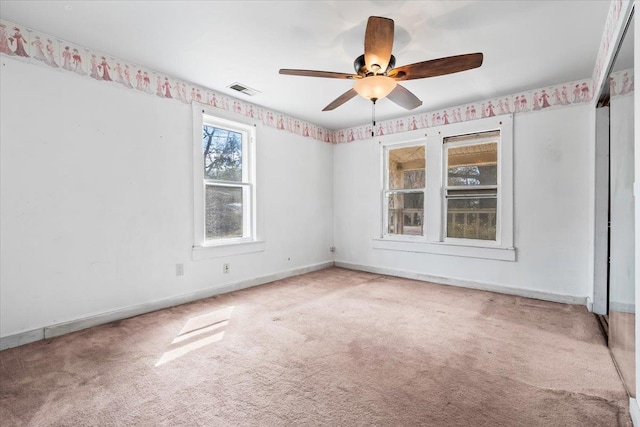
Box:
<box><xmin>371</xmin><ymin>99</ymin><xmax>376</xmax><ymax>137</ymax></box>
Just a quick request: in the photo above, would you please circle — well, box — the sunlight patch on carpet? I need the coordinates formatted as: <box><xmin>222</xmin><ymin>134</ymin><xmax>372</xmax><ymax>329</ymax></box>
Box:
<box><xmin>155</xmin><ymin>306</ymin><xmax>234</xmax><ymax>367</ymax></box>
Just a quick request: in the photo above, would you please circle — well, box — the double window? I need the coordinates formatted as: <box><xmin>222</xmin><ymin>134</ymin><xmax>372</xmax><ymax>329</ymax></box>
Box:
<box><xmin>380</xmin><ymin>115</ymin><xmax>513</xmax><ymax>258</ymax></box>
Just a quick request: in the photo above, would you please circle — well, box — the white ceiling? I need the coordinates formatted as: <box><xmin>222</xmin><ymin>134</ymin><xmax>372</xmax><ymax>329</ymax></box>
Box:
<box><xmin>0</xmin><ymin>0</ymin><xmax>611</xmax><ymax>130</ymax></box>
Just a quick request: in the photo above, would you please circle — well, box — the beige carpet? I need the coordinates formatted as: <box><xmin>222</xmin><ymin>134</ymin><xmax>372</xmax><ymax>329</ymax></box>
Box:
<box><xmin>0</xmin><ymin>267</ymin><xmax>632</xmax><ymax>426</ymax></box>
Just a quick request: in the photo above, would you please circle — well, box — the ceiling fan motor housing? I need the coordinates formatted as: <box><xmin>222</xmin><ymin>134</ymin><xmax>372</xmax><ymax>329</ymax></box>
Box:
<box><xmin>354</xmin><ymin>54</ymin><xmax>396</xmax><ymax>76</ymax></box>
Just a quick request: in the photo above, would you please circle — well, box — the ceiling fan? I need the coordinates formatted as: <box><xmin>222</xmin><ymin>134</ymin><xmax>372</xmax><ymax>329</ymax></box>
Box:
<box><xmin>280</xmin><ymin>16</ymin><xmax>483</xmax><ymax>112</ymax></box>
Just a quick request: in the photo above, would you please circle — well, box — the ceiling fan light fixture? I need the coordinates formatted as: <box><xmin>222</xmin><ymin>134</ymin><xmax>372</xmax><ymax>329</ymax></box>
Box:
<box><xmin>353</xmin><ymin>75</ymin><xmax>397</xmax><ymax>101</ymax></box>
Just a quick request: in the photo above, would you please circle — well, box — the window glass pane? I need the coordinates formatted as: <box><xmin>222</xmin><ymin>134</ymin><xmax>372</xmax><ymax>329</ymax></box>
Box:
<box><xmin>387</xmin><ymin>191</ymin><xmax>424</xmax><ymax>236</ymax></box>
<box><xmin>447</xmin><ymin>142</ymin><xmax>497</xmax><ymax>186</ymax></box>
<box><xmin>447</xmin><ymin>198</ymin><xmax>496</xmax><ymax>240</ymax></box>
<box><xmin>203</xmin><ymin>124</ymin><xmax>243</xmax><ymax>182</ymax></box>
<box><xmin>388</xmin><ymin>146</ymin><xmax>425</xmax><ymax>190</ymax></box>
<box><xmin>205</xmin><ymin>185</ymin><xmax>243</xmax><ymax>240</ymax></box>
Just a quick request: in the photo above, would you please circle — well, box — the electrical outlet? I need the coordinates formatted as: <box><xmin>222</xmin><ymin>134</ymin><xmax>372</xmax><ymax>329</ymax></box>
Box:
<box><xmin>223</xmin><ymin>263</ymin><xmax>230</xmax><ymax>274</ymax></box>
<box><xmin>176</xmin><ymin>264</ymin><xmax>184</xmax><ymax>276</ymax></box>
<box><xmin>329</xmin><ymin>246</ymin><xmax>336</xmax><ymax>253</ymax></box>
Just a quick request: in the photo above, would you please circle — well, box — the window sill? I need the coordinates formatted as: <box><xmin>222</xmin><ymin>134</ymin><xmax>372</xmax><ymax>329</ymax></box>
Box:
<box><xmin>372</xmin><ymin>238</ymin><xmax>516</xmax><ymax>261</ymax></box>
<box><xmin>192</xmin><ymin>240</ymin><xmax>266</xmax><ymax>261</ymax></box>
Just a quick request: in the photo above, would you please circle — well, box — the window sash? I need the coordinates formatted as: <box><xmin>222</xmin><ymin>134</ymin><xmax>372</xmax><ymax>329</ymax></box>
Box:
<box><xmin>204</xmin><ymin>182</ymin><xmax>252</xmax><ymax>242</ymax></box>
<box><xmin>445</xmin><ymin>195</ymin><xmax>498</xmax><ymax>241</ymax></box>
<box><xmin>383</xmin><ymin>189</ymin><xmax>425</xmax><ymax>237</ymax></box>
<box><xmin>202</xmin><ymin>120</ymin><xmax>249</xmax><ymax>184</ymax></box>
<box><xmin>443</xmin><ymin>135</ymin><xmax>500</xmax><ymax>243</ymax></box>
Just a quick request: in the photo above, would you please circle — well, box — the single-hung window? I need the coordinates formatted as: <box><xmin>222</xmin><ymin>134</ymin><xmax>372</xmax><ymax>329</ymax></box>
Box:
<box><xmin>193</xmin><ymin>106</ymin><xmax>257</xmax><ymax>248</ymax></box>
<box><xmin>443</xmin><ymin>131</ymin><xmax>499</xmax><ymax>241</ymax></box>
<box><xmin>384</xmin><ymin>144</ymin><xmax>425</xmax><ymax>236</ymax></box>
<box><xmin>203</xmin><ymin>122</ymin><xmax>251</xmax><ymax>240</ymax></box>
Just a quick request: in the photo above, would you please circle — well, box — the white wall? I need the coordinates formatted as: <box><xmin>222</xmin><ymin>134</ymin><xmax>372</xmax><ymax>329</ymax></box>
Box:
<box><xmin>333</xmin><ymin>104</ymin><xmax>593</xmax><ymax>300</ymax></box>
<box><xmin>0</xmin><ymin>58</ymin><xmax>334</xmax><ymax>339</ymax></box>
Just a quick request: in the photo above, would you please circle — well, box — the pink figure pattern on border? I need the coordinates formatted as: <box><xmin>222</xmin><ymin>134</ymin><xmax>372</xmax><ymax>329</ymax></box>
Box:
<box><xmin>580</xmin><ymin>82</ymin><xmax>590</xmax><ymax>101</ymax></box>
<box><xmin>519</xmin><ymin>96</ymin><xmax>528</xmax><ymax>112</ymax></box>
<box><xmin>162</xmin><ymin>77</ymin><xmax>172</xmax><ymax>98</ymax></box>
<box><xmin>72</xmin><ymin>49</ymin><xmax>83</xmax><ymax>74</ymax></box>
<box><xmin>561</xmin><ymin>86</ymin><xmax>570</xmax><ymax>105</ymax></box>
<box><xmin>9</xmin><ymin>27</ymin><xmax>29</xmax><ymax>57</ymax></box>
<box><xmin>551</xmin><ymin>88</ymin><xmax>562</xmax><ymax>105</ymax></box>
<box><xmin>573</xmin><ymin>84</ymin><xmax>581</xmax><ymax>103</ymax></box>
<box><xmin>123</xmin><ymin>65</ymin><xmax>133</xmax><ymax>88</ymax></box>
<box><xmin>89</xmin><ymin>54</ymin><xmax>100</xmax><ymax>79</ymax></box>
<box><xmin>135</xmin><ymin>70</ymin><xmax>143</xmax><ymax>90</ymax></box>
<box><xmin>540</xmin><ymin>90</ymin><xmax>551</xmax><ymax>108</ymax></box>
<box><xmin>532</xmin><ymin>92</ymin><xmax>541</xmax><ymax>111</ymax></box>
<box><xmin>486</xmin><ymin>101</ymin><xmax>495</xmax><ymax>117</ymax></box>
<box><xmin>610</xmin><ymin>77</ymin><xmax>618</xmax><ymax>96</ymax></box>
<box><xmin>0</xmin><ymin>24</ymin><xmax>11</xmax><ymax>55</ymax></box>
<box><xmin>45</xmin><ymin>39</ymin><xmax>58</xmax><ymax>67</ymax></box>
<box><xmin>99</xmin><ymin>57</ymin><xmax>112</xmax><ymax>81</ymax></box>
<box><xmin>31</xmin><ymin>36</ymin><xmax>46</xmax><ymax>62</ymax></box>
<box><xmin>114</xmin><ymin>63</ymin><xmax>124</xmax><ymax>84</ymax></box>
<box><xmin>143</xmin><ymin>72</ymin><xmax>151</xmax><ymax>93</ymax></box>
<box><xmin>62</xmin><ymin>46</ymin><xmax>72</xmax><ymax>70</ymax></box>
<box><xmin>620</xmin><ymin>73</ymin><xmax>630</xmax><ymax>95</ymax></box>
<box><xmin>156</xmin><ymin>76</ymin><xmax>164</xmax><ymax>97</ymax></box>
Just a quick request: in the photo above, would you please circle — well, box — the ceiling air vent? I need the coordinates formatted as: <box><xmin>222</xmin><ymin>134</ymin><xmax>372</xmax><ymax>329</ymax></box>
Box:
<box><xmin>227</xmin><ymin>82</ymin><xmax>260</xmax><ymax>97</ymax></box>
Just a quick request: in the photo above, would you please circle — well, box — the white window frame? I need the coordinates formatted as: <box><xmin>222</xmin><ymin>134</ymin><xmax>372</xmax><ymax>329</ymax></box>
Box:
<box><xmin>382</xmin><ymin>140</ymin><xmax>427</xmax><ymax>242</ymax></box>
<box><xmin>374</xmin><ymin>114</ymin><xmax>514</xmax><ymax>261</ymax></box>
<box><xmin>192</xmin><ymin>103</ymin><xmax>264</xmax><ymax>260</ymax></box>
<box><xmin>443</xmin><ymin>132</ymin><xmax>500</xmax><ymax>246</ymax></box>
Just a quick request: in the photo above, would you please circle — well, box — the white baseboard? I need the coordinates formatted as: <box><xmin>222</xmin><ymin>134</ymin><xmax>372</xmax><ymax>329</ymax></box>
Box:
<box><xmin>0</xmin><ymin>261</ymin><xmax>334</xmax><ymax>351</ymax></box>
<box><xmin>335</xmin><ymin>261</ymin><xmax>587</xmax><ymax>306</ymax></box>
<box><xmin>630</xmin><ymin>398</ymin><xmax>640</xmax><ymax>426</ymax></box>
<box><xmin>586</xmin><ymin>297</ymin><xmax>593</xmax><ymax>312</ymax></box>
<box><xmin>0</xmin><ymin>328</ymin><xmax>45</xmax><ymax>351</ymax></box>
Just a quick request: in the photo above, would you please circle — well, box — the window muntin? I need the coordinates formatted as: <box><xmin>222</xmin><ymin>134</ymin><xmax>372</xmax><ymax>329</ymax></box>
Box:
<box><xmin>444</xmin><ymin>133</ymin><xmax>499</xmax><ymax>241</ymax></box>
<box><xmin>200</xmin><ymin>115</ymin><xmax>254</xmax><ymax>244</ymax></box>
<box><xmin>384</xmin><ymin>145</ymin><xmax>425</xmax><ymax>236</ymax></box>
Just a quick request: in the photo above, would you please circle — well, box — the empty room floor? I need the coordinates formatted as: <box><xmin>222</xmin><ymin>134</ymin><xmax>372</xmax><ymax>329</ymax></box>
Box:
<box><xmin>0</xmin><ymin>267</ymin><xmax>631</xmax><ymax>426</ymax></box>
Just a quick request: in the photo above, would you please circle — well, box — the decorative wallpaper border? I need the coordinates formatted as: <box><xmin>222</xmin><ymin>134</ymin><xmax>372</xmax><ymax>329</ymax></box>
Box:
<box><xmin>334</xmin><ymin>77</ymin><xmax>594</xmax><ymax>143</ymax></box>
<box><xmin>0</xmin><ymin>18</ymin><xmax>337</xmax><ymax>144</ymax></box>
<box><xmin>610</xmin><ymin>68</ymin><xmax>635</xmax><ymax>98</ymax></box>
<box><xmin>0</xmin><ymin>0</ymin><xmax>626</xmax><ymax>145</ymax></box>
<box><xmin>592</xmin><ymin>0</ymin><xmax>632</xmax><ymax>100</ymax></box>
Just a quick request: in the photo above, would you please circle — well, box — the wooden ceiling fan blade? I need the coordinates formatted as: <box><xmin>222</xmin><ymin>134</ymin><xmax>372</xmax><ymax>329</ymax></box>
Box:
<box><xmin>364</xmin><ymin>16</ymin><xmax>394</xmax><ymax>74</ymax></box>
<box><xmin>387</xmin><ymin>84</ymin><xmax>423</xmax><ymax>110</ymax></box>
<box><xmin>390</xmin><ymin>53</ymin><xmax>483</xmax><ymax>80</ymax></box>
<box><xmin>323</xmin><ymin>89</ymin><xmax>358</xmax><ymax>111</ymax></box>
<box><xmin>279</xmin><ymin>69</ymin><xmax>359</xmax><ymax>79</ymax></box>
